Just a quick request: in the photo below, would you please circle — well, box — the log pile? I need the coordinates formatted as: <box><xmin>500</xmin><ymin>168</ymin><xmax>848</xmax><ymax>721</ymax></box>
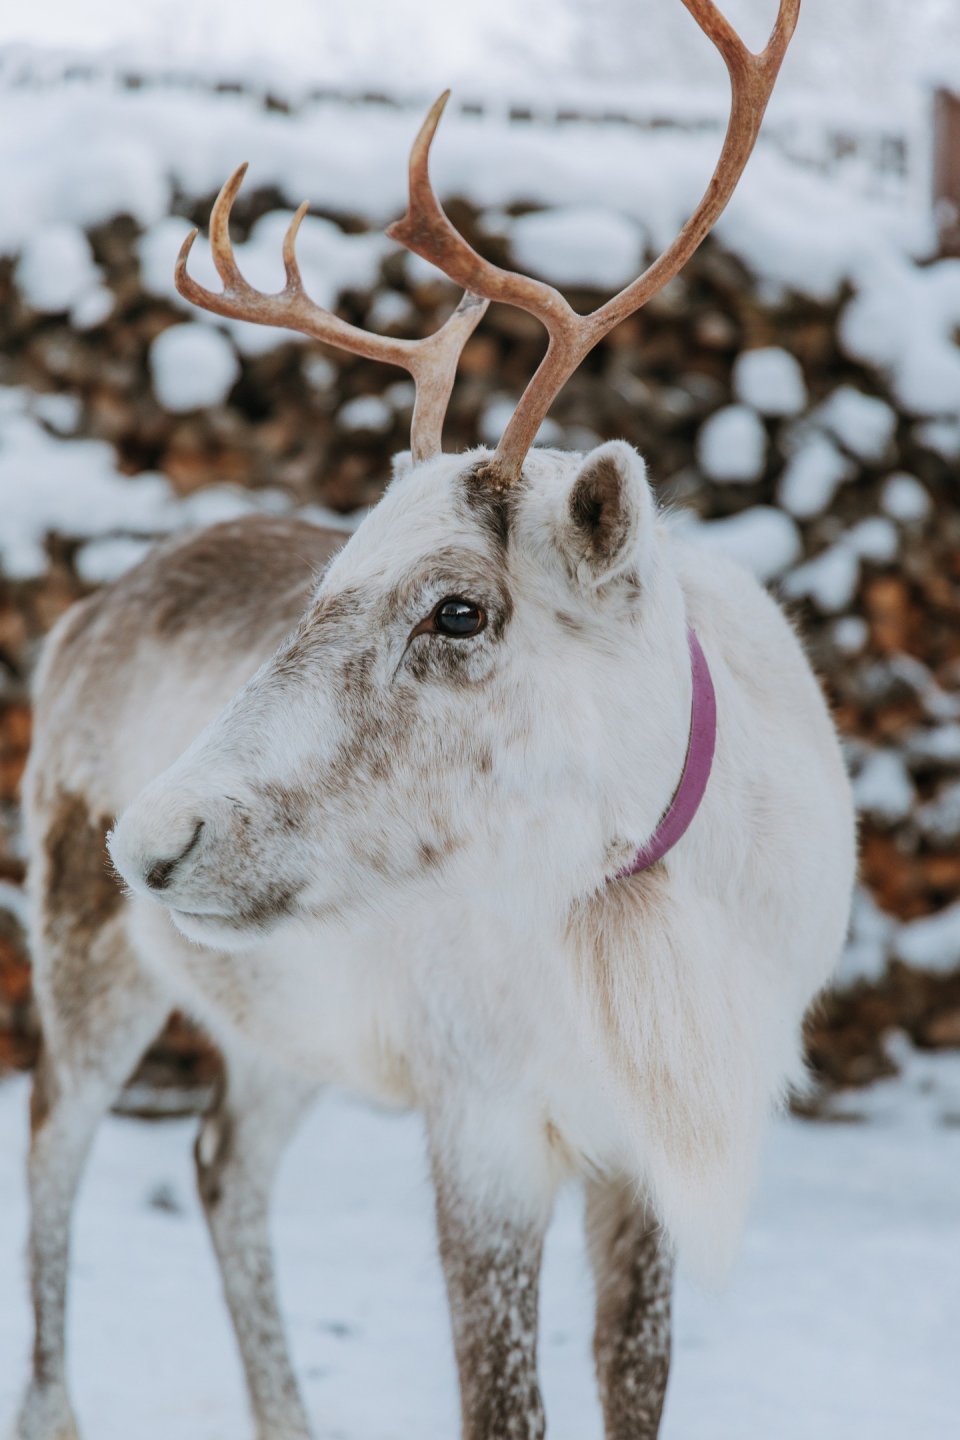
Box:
<box><xmin>1</xmin><ymin>190</ymin><xmax>958</xmax><ymax>1102</ymax></box>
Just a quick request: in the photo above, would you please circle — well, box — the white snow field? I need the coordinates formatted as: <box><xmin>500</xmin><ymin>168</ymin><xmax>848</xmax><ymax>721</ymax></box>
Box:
<box><xmin>0</xmin><ymin>1044</ymin><xmax>958</xmax><ymax>1440</ymax></box>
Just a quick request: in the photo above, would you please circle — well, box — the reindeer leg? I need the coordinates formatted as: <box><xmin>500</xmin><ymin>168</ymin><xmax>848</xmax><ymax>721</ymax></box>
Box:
<box><xmin>14</xmin><ymin>953</ymin><xmax>168</xmax><ymax>1440</ymax></box>
<box><xmin>195</xmin><ymin>1046</ymin><xmax>317</xmax><ymax>1440</ymax></box>
<box><xmin>585</xmin><ymin>1177</ymin><xmax>674</xmax><ymax>1440</ymax></box>
<box><xmin>428</xmin><ymin>1116</ymin><xmax>557</xmax><ymax>1440</ymax></box>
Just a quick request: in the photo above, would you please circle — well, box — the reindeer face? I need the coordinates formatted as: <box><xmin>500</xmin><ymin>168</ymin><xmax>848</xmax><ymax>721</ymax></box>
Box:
<box><xmin>108</xmin><ymin>442</ymin><xmax>661</xmax><ymax>949</ymax></box>
<box><xmin>114</xmin><ymin>0</ymin><xmax>801</xmax><ymax>947</ymax></box>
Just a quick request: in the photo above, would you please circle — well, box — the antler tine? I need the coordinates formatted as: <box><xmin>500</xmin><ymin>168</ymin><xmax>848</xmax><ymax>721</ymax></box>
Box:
<box><xmin>388</xmin><ymin>92</ymin><xmax>578</xmax><ymax>338</ymax></box>
<box><xmin>282</xmin><ymin>200</ymin><xmax>311</xmax><ymax>291</ymax></box>
<box><xmin>174</xmin><ymin>165</ymin><xmax>489</xmax><ymax>462</ymax></box>
<box><xmin>497</xmin><ymin>0</ymin><xmax>802</xmax><ymax>475</ymax></box>
<box><xmin>388</xmin><ymin>0</ymin><xmax>799</xmax><ymax>482</ymax></box>
<box><xmin>208</xmin><ymin>163</ymin><xmax>249</xmax><ymax>290</ymax></box>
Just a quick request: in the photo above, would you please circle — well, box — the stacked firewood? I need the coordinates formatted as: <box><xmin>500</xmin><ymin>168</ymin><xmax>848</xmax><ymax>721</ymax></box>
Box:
<box><xmin>1</xmin><ymin>192</ymin><xmax>958</xmax><ymax>1099</ymax></box>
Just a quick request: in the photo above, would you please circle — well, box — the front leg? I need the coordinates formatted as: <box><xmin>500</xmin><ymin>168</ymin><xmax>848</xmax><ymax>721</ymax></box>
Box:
<box><xmin>429</xmin><ymin>1123</ymin><xmax>555</xmax><ymax>1440</ymax></box>
<box><xmin>586</xmin><ymin>1177</ymin><xmax>674</xmax><ymax>1440</ymax></box>
<box><xmin>195</xmin><ymin>1048</ymin><xmax>318</xmax><ymax>1440</ymax></box>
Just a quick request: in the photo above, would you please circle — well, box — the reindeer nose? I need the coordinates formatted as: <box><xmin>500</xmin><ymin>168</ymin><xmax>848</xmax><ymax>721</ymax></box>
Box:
<box><xmin>144</xmin><ymin>819</ymin><xmax>206</xmax><ymax>891</ymax></box>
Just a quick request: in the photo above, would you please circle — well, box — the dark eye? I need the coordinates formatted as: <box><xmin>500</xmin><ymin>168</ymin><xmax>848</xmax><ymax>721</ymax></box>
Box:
<box><xmin>434</xmin><ymin>597</ymin><xmax>486</xmax><ymax>637</ymax></box>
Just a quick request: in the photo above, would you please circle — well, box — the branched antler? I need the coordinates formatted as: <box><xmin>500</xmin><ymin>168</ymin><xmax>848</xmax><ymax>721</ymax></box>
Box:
<box><xmin>388</xmin><ymin>0</ymin><xmax>800</xmax><ymax>482</ymax></box>
<box><xmin>177</xmin><ymin>0</ymin><xmax>798</xmax><ymax>477</ymax></box>
<box><xmin>175</xmin><ymin>165</ymin><xmax>487</xmax><ymax>462</ymax></box>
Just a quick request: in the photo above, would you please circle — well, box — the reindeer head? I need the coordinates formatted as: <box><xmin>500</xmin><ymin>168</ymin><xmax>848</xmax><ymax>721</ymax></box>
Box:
<box><xmin>109</xmin><ymin>0</ymin><xmax>798</xmax><ymax>949</ymax></box>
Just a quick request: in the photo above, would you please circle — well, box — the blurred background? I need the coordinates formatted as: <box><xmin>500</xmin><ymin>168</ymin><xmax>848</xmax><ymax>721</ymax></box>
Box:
<box><xmin>0</xmin><ymin>2</ymin><xmax>959</xmax><ymax>1436</ymax></box>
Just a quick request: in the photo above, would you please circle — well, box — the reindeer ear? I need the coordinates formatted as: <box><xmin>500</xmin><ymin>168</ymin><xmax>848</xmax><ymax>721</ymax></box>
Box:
<box><xmin>563</xmin><ymin>441</ymin><xmax>653</xmax><ymax>588</ymax></box>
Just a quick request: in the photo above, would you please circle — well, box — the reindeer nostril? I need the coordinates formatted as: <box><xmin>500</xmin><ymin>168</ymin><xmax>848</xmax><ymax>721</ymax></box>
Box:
<box><xmin>145</xmin><ymin>819</ymin><xmax>205</xmax><ymax>892</ymax></box>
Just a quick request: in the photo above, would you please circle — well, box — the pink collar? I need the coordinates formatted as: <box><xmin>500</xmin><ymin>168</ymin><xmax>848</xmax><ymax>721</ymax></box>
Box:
<box><xmin>617</xmin><ymin>626</ymin><xmax>717</xmax><ymax>878</ymax></box>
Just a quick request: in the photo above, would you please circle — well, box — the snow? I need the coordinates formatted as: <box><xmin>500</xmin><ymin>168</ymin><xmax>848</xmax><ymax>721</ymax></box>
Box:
<box><xmin>366</xmin><ymin>288</ymin><xmax>417</xmax><ymax>333</ymax></box>
<box><xmin>508</xmin><ymin>207</ymin><xmax>643</xmax><ymax>290</ymax></box>
<box><xmin>777</xmin><ymin>432</ymin><xmax>853</xmax><ymax>520</ymax></box>
<box><xmin>862</xmin><ymin>657</ymin><xmax>960</xmax><ymax>727</ymax></box>
<box><xmin>839</xmin><ymin>259</ymin><xmax>960</xmax><ymax>419</ymax></box>
<box><xmin>1</xmin><ymin>1043</ymin><xmax>959</xmax><ymax>1440</ymax></box>
<box><xmin>0</xmin><ymin>75</ymin><xmax>924</xmax><ymax>303</ymax></box>
<box><xmin>695</xmin><ymin>404</ymin><xmax>767</xmax><ymax>485</ymax></box>
<box><xmin>28</xmin><ymin>391</ymin><xmax>81</xmax><ymax>434</ymax></box>
<box><xmin>149</xmin><ymin>323</ymin><xmax>241</xmax><ymax>413</ymax></box>
<box><xmin>0</xmin><ymin>116</ymin><xmax>170</xmax><ymax>255</ymax></box>
<box><xmin>903</xmin><ymin>724</ymin><xmax>960</xmax><ymax>768</ymax></box>
<box><xmin>0</xmin><ymin>404</ymin><xmax>166</xmax><ymax>579</ymax></box>
<box><xmin>914</xmin><ymin>417</ymin><xmax>960</xmax><ymax>460</ymax></box>
<box><xmin>895</xmin><ymin>901</ymin><xmax>960</xmax><ymax>974</ymax></box>
<box><xmin>70</xmin><ymin>283</ymin><xmax>115</xmax><ymax>330</ymax></box>
<box><xmin>337</xmin><ymin>395</ymin><xmax>394</xmax><ymax>434</ymax></box>
<box><xmin>916</xmin><ymin>781</ymin><xmax>960</xmax><ymax>847</ymax></box>
<box><xmin>0</xmin><ymin>46</ymin><xmax>952</xmax><ymax>417</ymax></box>
<box><xmin>0</xmin><ymin>388</ymin><xmax>293</xmax><ymax>580</ymax></box>
<box><xmin>781</xmin><ymin>543</ymin><xmax>860</xmax><ymax>615</ymax></box>
<box><xmin>0</xmin><ymin>881</ymin><xmax>29</xmax><ymax>930</ymax></box>
<box><xmin>881</xmin><ymin>472</ymin><xmax>931</xmax><ymax>523</ymax></box>
<box><xmin>813</xmin><ymin>385</ymin><xmax>897</xmax><ymax>463</ymax></box>
<box><xmin>383</xmin><ymin>381</ymin><xmax>416</xmax><ymax>413</ymax></box>
<box><xmin>2</xmin><ymin>0</ymin><xmax>959</xmax><ymax>129</ymax></box>
<box><xmin>716</xmin><ymin>164</ymin><xmax>911</xmax><ymax>307</ymax></box>
<box><xmin>731</xmin><ymin>347</ymin><xmax>807</xmax><ymax>418</ymax></box>
<box><xmin>844</xmin><ymin>517</ymin><xmax>899</xmax><ymax>565</ymax></box>
<box><xmin>836</xmin><ymin>885</ymin><xmax>896</xmax><ymax>987</ymax></box>
<box><xmin>75</xmin><ymin>536</ymin><xmax>156</xmax><ymax>585</ymax></box>
<box><xmin>851</xmin><ymin>748</ymin><xmax>916</xmax><ymax>825</ymax></box>
<box><xmin>832</xmin><ymin>615</ymin><xmax>869</xmax><ymax>657</ymax></box>
<box><xmin>479</xmin><ymin>398</ymin><xmax>562</xmax><ymax>449</ymax></box>
<box><xmin>302</xmin><ymin>354</ymin><xmax>338</xmax><ymax>393</ymax></box>
<box><xmin>685</xmin><ymin>506</ymin><xmax>801</xmax><ymax>585</ymax></box>
<box><xmin>15</xmin><ymin>223</ymin><xmax>101</xmax><ymax>314</ymax></box>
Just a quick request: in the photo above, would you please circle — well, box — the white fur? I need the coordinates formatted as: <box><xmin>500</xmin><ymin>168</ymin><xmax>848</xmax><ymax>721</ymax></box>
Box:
<box><xmin>56</xmin><ymin>443</ymin><xmax>853</xmax><ymax>1276</ymax></box>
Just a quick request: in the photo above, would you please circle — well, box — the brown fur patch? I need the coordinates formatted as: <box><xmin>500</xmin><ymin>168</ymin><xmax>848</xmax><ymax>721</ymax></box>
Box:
<box><xmin>569</xmin><ymin>454</ymin><xmax>632</xmax><ymax>577</ymax></box>
<box><xmin>555</xmin><ymin>609</ymin><xmax>586</xmax><ymax>635</ymax></box>
<box><xmin>434</xmin><ymin>1177</ymin><xmax>546</xmax><ymax>1440</ymax></box>
<box><xmin>460</xmin><ymin>465</ymin><xmax>516</xmax><ymax>554</ymax></box>
<box><xmin>586</xmin><ymin>1177</ymin><xmax>673</xmax><ymax>1439</ymax></box>
<box><xmin>35</xmin><ymin>519</ymin><xmax>348</xmax><ymax>764</ymax></box>
<box><xmin>29</xmin><ymin>1044</ymin><xmax>56</xmax><ymax>1137</ymax></box>
<box><xmin>273</xmin><ymin>587</ymin><xmax>365</xmax><ymax>675</ymax></box>
<box><xmin>233</xmin><ymin>883</ymin><xmax>301</xmax><ymax>931</ymax></box>
<box><xmin>256</xmin><ymin>779</ymin><xmax>314</xmax><ymax>833</ymax></box>
<box><xmin>149</xmin><ymin>518</ymin><xmax>344</xmax><ymax>641</ymax></box>
<box><xmin>405</xmin><ymin>638</ymin><xmax>491</xmax><ymax>687</ymax></box>
<box><xmin>43</xmin><ymin>791</ymin><xmax>124</xmax><ymax>952</ymax></box>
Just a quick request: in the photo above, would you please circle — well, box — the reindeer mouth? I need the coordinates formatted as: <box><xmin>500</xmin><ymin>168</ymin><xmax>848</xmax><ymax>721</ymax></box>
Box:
<box><xmin>168</xmin><ymin>885</ymin><xmax>303</xmax><ymax>949</ymax></box>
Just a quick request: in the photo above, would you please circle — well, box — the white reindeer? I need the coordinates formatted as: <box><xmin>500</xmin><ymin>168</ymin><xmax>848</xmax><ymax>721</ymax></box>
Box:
<box><xmin>12</xmin><ymin>3</ymin><xmax>854</xmax><ymax>1438</ymax></box>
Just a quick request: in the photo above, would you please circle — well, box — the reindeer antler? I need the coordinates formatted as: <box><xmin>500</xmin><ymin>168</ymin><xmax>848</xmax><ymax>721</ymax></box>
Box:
<box><xmin>388</xmin><ymin>0</ymin><xmax>800</xmax><ymax>483</ymax></box>
<box><xmin>175</xmin><ymin>165</ymin><xmax>488</xmax><ymax>462</ymax></box>
<box><xmin>178</xmin><ymin>1</ymin><xmax>797</xmax><ymax>476</ymax></box>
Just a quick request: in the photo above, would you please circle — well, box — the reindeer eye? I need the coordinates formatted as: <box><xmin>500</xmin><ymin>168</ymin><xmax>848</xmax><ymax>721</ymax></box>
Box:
<box><xmin>434</xmin><ymin>598</ymin><xmax>486</xmax><ymax>637</ymax></box>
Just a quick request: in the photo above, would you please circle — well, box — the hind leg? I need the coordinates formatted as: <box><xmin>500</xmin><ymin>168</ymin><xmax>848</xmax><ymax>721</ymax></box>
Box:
<box><xmin>13</xmin><ymin>936</ymin><xmax>168</xmax><ymax>1440</ymax></box>
<box><xmin>195</xmin><ymin>1044</ymin><xmax>317</xmax><ymax>1440</ymax></box>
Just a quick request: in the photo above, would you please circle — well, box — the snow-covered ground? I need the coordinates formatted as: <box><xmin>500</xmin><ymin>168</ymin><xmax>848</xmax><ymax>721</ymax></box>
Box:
<box><xmin>0</xmin><ymin>1042</ymin><xmax>958</xmax><ymax>1440</ymax></box>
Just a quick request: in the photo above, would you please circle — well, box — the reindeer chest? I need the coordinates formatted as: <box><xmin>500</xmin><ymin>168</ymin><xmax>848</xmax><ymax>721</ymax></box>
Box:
<box><xmin>128</xmin><ymin>897</ymin><xmax>618</xmax><ymax>1155</ymax></box>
